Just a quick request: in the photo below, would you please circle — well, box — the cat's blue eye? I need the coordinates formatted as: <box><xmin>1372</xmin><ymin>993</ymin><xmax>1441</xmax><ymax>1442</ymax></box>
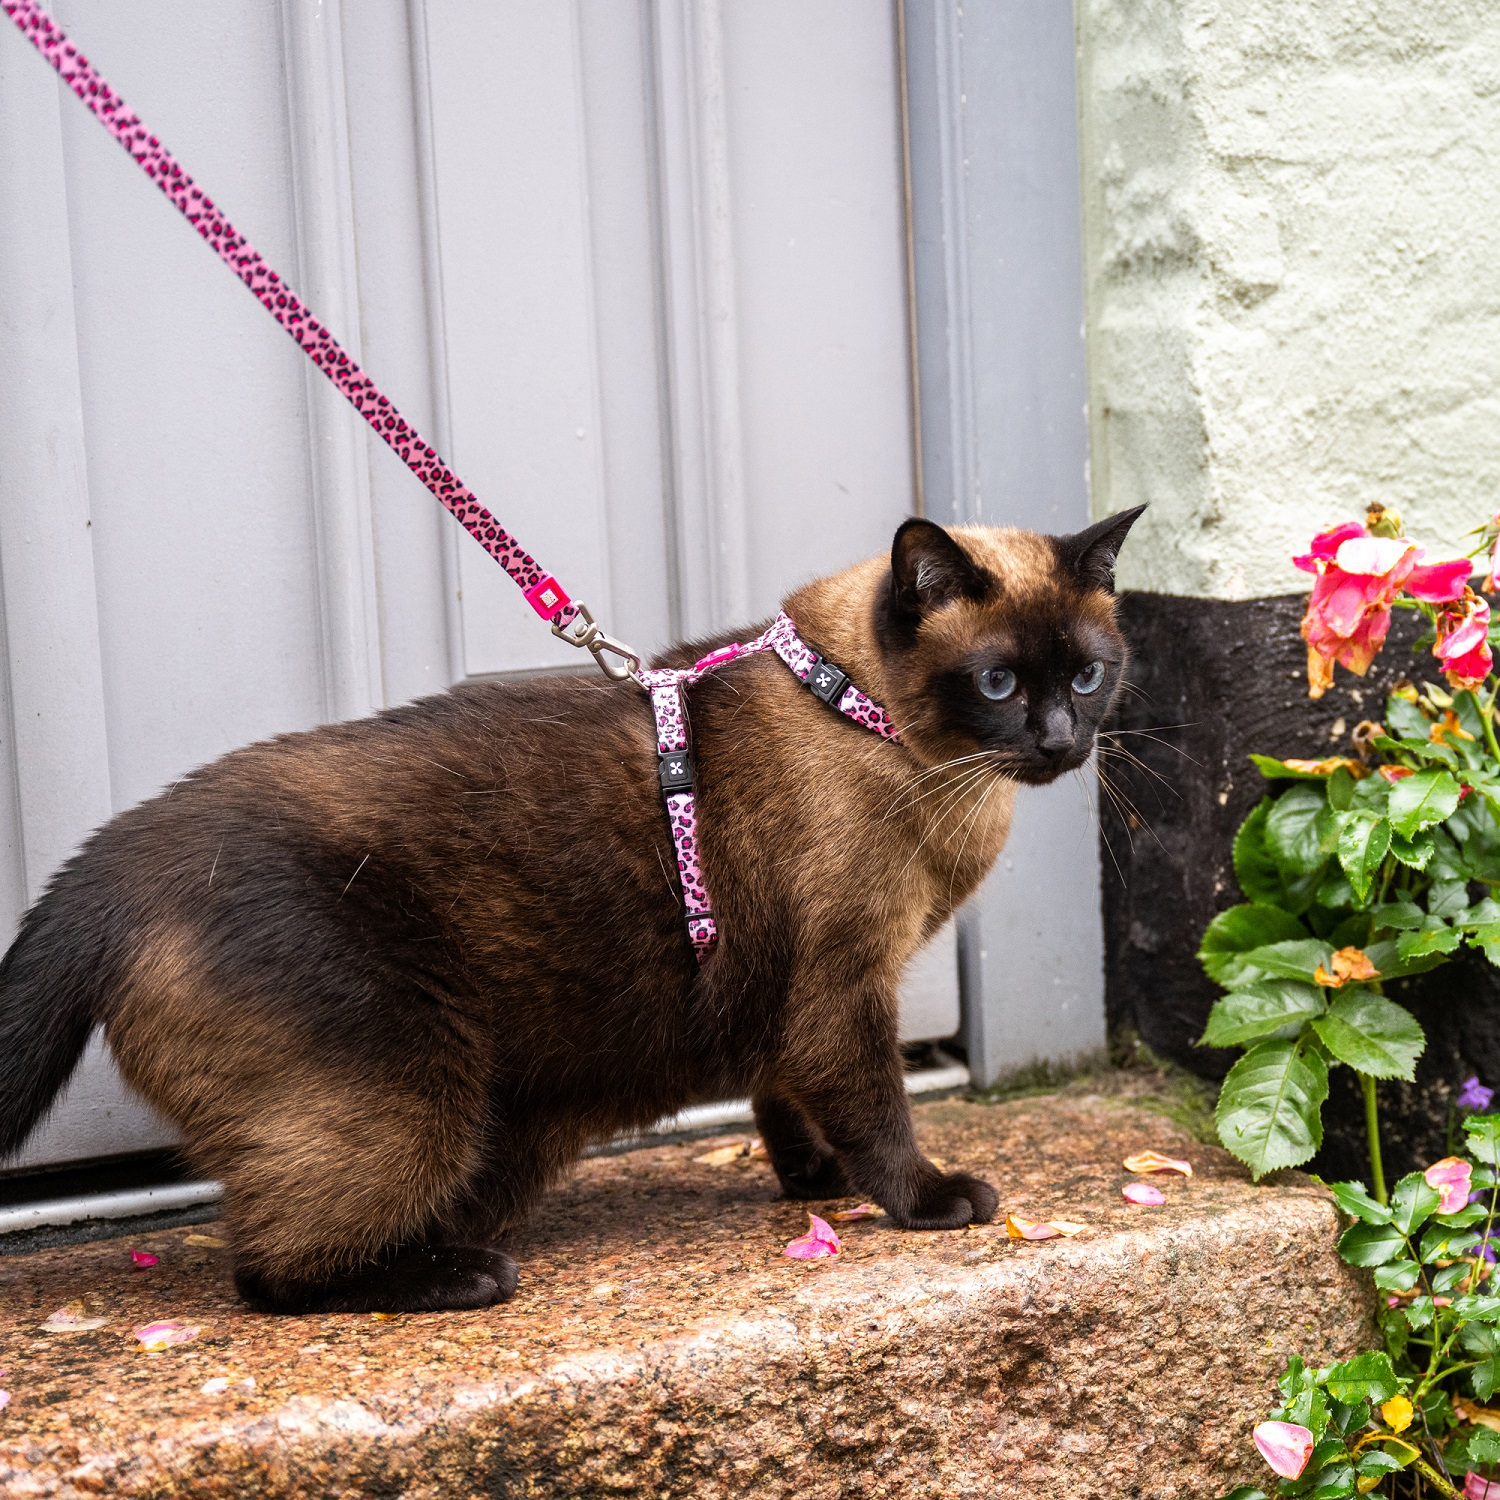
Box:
<box><xmin>1073</xmin><ymin>661</ymin><xmax>1106</xmax><ymax>695</ymax></box>
<box><xmin>976</xmin><ymin>667</ymin><xmax>1017</xmax><ymax>702</ymax></box>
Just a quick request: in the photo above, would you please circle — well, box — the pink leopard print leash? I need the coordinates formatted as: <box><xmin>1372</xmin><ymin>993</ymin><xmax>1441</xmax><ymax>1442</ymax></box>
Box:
<box><xmin>0</xmin><ymin>0</ymin><xmax>593</xmax><ymax>640</ymax></box>
<box><xmin>641</xmin><ymin>612</ymin><xmax>901</xmax><ymax>961</ymax></box>
<box><xmin>2</xmin><ymin>1</ymin><xmax>904</xmax><ymax>962</ymax></box>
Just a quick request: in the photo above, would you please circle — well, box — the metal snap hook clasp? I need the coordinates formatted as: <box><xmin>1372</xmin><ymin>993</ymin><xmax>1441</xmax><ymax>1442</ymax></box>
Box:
<box><xmin>551</xmin><ymin>601</ymin><xmax>642</xmax><ymax>683</ymax></box>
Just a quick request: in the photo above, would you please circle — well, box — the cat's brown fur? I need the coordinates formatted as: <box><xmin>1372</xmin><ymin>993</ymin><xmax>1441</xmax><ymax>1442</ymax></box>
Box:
<box><xmin>0</xmin><ymin>513</ymin><xmax>1141</xmax><ymax>1312</ymax></box>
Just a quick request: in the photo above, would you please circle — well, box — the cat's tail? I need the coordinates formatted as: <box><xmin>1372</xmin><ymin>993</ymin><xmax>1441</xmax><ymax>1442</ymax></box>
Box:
<box><xmin>0</xmin><ymin>861</ymin><xmax>118</xmax><ymax>1159</ymax></box>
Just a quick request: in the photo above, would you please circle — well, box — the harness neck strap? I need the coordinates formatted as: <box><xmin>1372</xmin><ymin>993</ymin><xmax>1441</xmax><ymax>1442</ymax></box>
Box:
<box><xmin>640</xmin><ymin>612</ymin><xmax>900</xmax><ymax>960</ymax></box>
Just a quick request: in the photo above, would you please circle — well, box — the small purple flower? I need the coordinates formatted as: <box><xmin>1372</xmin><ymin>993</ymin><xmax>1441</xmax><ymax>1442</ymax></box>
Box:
<box><xmin>1459</xmin><ymin>1076</ymin><xmax>1495</xmax><ymax>1112</ymax></box>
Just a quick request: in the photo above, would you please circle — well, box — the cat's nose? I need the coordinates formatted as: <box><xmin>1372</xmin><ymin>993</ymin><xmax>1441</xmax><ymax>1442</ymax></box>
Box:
<box><xmin>1039</xmin><ymin>707</ymin><xmax>1075</xmax><ymax>754</ymax></box>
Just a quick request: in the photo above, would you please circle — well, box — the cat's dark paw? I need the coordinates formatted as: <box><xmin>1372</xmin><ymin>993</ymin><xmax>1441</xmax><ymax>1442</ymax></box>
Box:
<box><xmin>891</xmin><ymin>1171</ymin><xmax>999</xmax><ymax>1230</ymax></box>
<box><xmin>235</xmin><ymin>1244</ymin><xmax>519</xmax><ymax>1314</ymax></box>
<box><xmin>771</xmin><ymin>1149</ymin><xmax>853</xmax><ymax>1201</ymax></box>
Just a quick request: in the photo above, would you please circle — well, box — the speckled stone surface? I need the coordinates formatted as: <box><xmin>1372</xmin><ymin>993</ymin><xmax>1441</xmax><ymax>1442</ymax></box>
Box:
<box><xmin>0</xmin><ymin>1095</ymin><xmax>1374</xmax><ymax>1498</ymax></box>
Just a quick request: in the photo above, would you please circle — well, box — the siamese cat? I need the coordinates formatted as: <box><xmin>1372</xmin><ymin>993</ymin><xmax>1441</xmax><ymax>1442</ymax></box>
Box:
<box><xmin>0</xmin><ymin>510</ymin><xmax>1143</xmax><ymax>1313</ymax></box>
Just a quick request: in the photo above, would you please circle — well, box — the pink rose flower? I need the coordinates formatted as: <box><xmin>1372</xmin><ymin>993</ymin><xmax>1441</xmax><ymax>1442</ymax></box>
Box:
<box><xmin>1435</xmin><ymin>589</ymin><xmax>1494</xmax><ymax>691</ymax></box>
<box><xmin>1425</xmin><ymin>1156</ymin><xmax>1474</xmax><ymax>1215</ymax></box>
<box><xmin>1295</xmin><ymin>522</ymin><xmax>1471</xmax><ymax>698</ymax></box>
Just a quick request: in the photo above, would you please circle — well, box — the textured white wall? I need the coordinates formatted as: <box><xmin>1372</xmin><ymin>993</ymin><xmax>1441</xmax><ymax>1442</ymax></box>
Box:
<box><xmin>1077</xmin><ymin>0</ymin><xmax>1500</xmax><ymax>600</ymax></box>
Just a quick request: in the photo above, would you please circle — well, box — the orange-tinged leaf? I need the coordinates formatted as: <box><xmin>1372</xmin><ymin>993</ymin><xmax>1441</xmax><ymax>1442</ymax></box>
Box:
<box><xmin>133</xmin><ymin>1320</ymin><xmax>199</xmax><ymax>1351</ymax></box>
<box><xmin>1282</xmin><ymin>756</ymin><xmax>1368</xmax><ymax>778</ymax></box>
<box><xmin>829</xmin><ymin>1203</ymin><xmax>884</xmax><ymax>1221</ymax></box>
<box><xmin>1454</xmin><ymin>1398</ymin><xmax>1500</xmax><ymax>1434</ymax></box>
<box><xmin>183</xmin><ymin>1234</ymin><xmax>228</xmax><ymax>1249</ymax></box>
<box><xmin>746</xmin><ymin>1138</ymin><xmax>767</xmax><ymax>1160</ymax></box>
<box><xmin>370</xmin><ymin>1312</ymin><xmax>399</xmax><ymax>1322</ymax></box>
<box><xmin>784</xmin><ymin>1213</ymin><xmax>841</xmax><ymax>1259</ymax></box>
<box><xmin>1122</xmin><ymin>1150</ymin><xmax>1193</xmax><ymax>1177</ymax></box>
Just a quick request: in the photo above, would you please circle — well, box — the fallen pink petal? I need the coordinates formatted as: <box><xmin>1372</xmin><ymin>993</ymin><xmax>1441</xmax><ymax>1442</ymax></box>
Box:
<box><xmin>1425</xmin><ymin>1156</ymin><xmax>1474</xmax><ymax>1215</ymax></box>
<box><xmin>200</xmin><ymin>1376</ymin><xmax>230</xmax><ymax>1395</ymax></box>
<box><xmin>40</xmin><ymin>1302</ymin><xmax>107</xmax><ymax>1333</ymax></box>
<box><xmin>1047</xmin><ymin>1220</ymin><xmax>1088</xmax><ymax>1236</ymax></box>
<box><xmin>1254</xmin><ymin>1420</ymin><xmax>1314</xmax><ymax>1479</ymax></box>
<box><xmin>829</xmin><ymin>1203</ymin><xmax>884</xmax><ymax>1221</ymax></box>
<box><xmin>1122</xmin><ymin>1150</ymin><xmax>1193</xmax><ymax>1177</ymax></box>
<box><xmin>1123</xmin><ymin>1182</ymin><xmax>1166</xmax><ymax>1206</ymax></box>
<box><xmin>134</xmin><ymin>1320</ymin><xmax>200</xmax><ymax>1351</ymax></box>
<box><xmin>0</xmin><ymin>1391</ymin><xmax>9</xmax><ymax>1411</ymax></box>
<box><xmin>1466</xmin><ymin>1473</ymin><xmax>1500</xmax><ymax>1500</ymax></box>
<box><xmin>130</xmin><ymin>1250</ymin><xmax>159</xmax><ymax>1269</ymax></box>
<box><xmin>784</xmin><ymin>1213</ymin><xmax>842</xmax><ymax>1259</ymax></box>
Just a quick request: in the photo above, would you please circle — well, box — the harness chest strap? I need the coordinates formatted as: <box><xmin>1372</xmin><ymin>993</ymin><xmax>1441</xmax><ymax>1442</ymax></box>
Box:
<box><xmin>640</xmin><ymin>611</ymin><xmax>902</xmax><ymax>961</ymax></box>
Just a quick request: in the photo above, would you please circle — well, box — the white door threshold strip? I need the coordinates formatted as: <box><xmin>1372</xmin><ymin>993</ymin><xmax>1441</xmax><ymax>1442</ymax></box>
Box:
<box><xmin>0</xmin><ymin>1062</ymin><xmax>971</xmax><ymax>1237</ymax></box>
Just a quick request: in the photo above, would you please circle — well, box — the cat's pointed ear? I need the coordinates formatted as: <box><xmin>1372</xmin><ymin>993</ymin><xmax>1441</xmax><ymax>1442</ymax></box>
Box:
<box><xmin>890</xmin><ymin>518</ymin><xmax>990</xmax><ymax>617</ymax></box>
<box><xmin>1055</xmin><ymin>505</ymin><xmax>1147</xmax><ymax>593</ymax></box>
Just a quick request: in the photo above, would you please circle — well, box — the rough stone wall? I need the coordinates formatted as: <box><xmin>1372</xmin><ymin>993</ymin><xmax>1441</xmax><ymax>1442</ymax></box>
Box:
<box><xmin>1077</xmin><ymin>0</ymin><xmax>1500</xmax><ymax>596</ymax></box>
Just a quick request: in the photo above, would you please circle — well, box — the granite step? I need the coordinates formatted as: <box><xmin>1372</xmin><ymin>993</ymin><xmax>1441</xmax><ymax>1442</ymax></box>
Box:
<box><xmin>0</xmin><ymin>1090</ymin><xmax>1374</xmax><ymax>1499</ymax></box>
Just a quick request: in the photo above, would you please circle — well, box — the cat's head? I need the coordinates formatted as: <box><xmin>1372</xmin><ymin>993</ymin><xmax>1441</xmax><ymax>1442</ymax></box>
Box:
<box><xmin>874</xmin><ymin>508</ymin><xmax>1145</xmax><ymax>785</ymax></box>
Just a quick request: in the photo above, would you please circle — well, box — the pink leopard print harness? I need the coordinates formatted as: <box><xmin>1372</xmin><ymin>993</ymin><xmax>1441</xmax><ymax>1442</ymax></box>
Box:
<box><xmin>640</xmin><ymin>612</ymin><xmax>901</xmax><ymax>960</ymax></box>
<box><xmin>2</xmin><ymin>0</ymin><xmax>903</xmax><ymax>960</ymax></box>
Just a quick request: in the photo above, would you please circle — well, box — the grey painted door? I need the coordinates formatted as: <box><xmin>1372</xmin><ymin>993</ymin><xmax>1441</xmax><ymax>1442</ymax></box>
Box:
<box><xmin>1</xmin><ymin>0</ymin><xmax>955</xmax><ymax>1173</ymax></box>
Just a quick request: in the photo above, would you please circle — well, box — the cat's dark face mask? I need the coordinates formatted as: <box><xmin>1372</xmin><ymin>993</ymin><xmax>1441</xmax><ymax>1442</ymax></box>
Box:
<box><xmin>875</xmin><ymin>508</ymin><xmax>1146</xmax><ymax>786</ymax></box>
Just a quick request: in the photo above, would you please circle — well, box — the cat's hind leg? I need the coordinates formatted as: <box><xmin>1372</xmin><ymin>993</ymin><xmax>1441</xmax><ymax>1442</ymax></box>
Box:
<box><xmin>752</xmin><ymin>1092</ymin><xmax>853</xmax><ymax>1200</ymax></box>
<box><xmin>234</xmin><ymin>1244</ymin><xmax>517</xmax><ymax>1314</ymax></box>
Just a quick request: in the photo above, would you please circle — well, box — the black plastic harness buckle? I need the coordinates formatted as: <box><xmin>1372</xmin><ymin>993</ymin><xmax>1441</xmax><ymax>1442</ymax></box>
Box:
<box><xmin>806</xmin><ymin>656</ymin><xmax>849</xmax><ymax>705</ymax></box>
<box><xmin>658</xmin><ymin>749</ymin><xmax>695</xmax><ymax>792</ymax></box>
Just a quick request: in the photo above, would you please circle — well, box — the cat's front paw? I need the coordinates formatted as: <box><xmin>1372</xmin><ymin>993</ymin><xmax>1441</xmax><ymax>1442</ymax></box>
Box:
<box><xmin>891</xmin><ymin>1170</ymin><xmax>999</xmax><ymax>1230</ymax></box>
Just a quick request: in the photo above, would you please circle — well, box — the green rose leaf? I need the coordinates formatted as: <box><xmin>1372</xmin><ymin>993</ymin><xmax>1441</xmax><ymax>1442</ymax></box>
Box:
<box><xmin>1432</xmin><ymin>1260</ymin><xmax>1472</xmax><ymax>1293</ymax></box>
<box><xmin>1387</xmin><ymin>830</ymin><xmax>1435</xmax><ymax>869</ymax></box>
<box><xmin>1466</xmin><ymin>1114</ymin><xmax>1500</xmax><ymax>1167</ymax></box>
<box><xmin>1353</xmin><ymin>1451</ymin><xmax>1402</xmax><ymax>1478</ymax></box>
<box><xmin>1232</xmin><ymin>800</ymin><xmax>1286</xmax><ymax>906</ymax></box>
<box><xmin>1215</xmin><ymin>1491</ymin><xmax>1268</xmax><ymax>1500</ymax></box>
<box><xmin>1386</xmin><ymin>693</ymin><xmax>1433</xmax><ymax>740</ymax></box>
<box><xmin>1239</xmin><ymin>938</ymin><xmax>1335</xmax><ymax>983</ymax></box>
<box><xmin>1466</xmin><ymin>1426</ymin><xmax>1500</xmax><ymax>1466</ymax></box>
<box><xmin>1362</xmin><ymin>938</ymin><xmax>1451</xmax><ymax>980</ymax></box>
<box><xmin>1309</xmin><ymin>991</ymin><xmax>1425</xmax><ymax>1082</ymax></box>
<box><xmin>1215</xmin><ymin>1041</ymin><xmax>1329</xmax><ymax>1179</ymax></box>
<box><xmin>1326</xmin><ymin>1180</ymin><xmax>1393</xmax><ymax>1224</ymax></box>
<box><xmin>1469</xmin><ymin>924</ymin><xmax>1500</xmax><ymax>966</ymax></box>
<box><xmin>1200</xmin><ymin>981</ymin><xmax>1327</xmax><ymax>1048</ymax></box>
<box><xmin>1336</xmin><ymin>812</ymin><xmax>1390</xmax><ymax>903</ymax></box>
<box><xmin>1475</xmin><ymin>1358</ymin><xmax>1500</xmax><ymax>1402</ymax></box>
<box><xmin>1337</xmin><ymin>1220</ymin><xmax>1407</xmax><ymax>1267</ymax></box>
<box><xmin>1198</xmin><ymin>904</ymin><xmax>1310</xmax><ymax>985</ymax></box>
<box><xmin>1267</xmin><ymin>783</ymin><xmax>1333</xmax><ymax>874</ymax></box>
<box><xmin>1371</xmin><ymin>1259</ymin><xmax>1421</xmax><ymax>1292</ymax></box>
<box><xmin>1369</xmin><ymin>901</ymin><xmax>1426</xmax><ymax>932</ymax></box>
<box><xmin>1306</xmin><ymin>1463</ymin><xmax>1355</xmax><ymax>1499</ymax></box>
<box><xmin>1323</xmin><ymin>1350</ymin><xmax>1400</xmax><ymax>1405</ymax></box>
<box><xmin>1389</xmin><ymin>1171</ymin><xmax>1441</xmax><ymax>1234</ymax></box>
<box><xmin>1396</xmin><ymin>923</ymin><xmax>1464</xmax><ymax>960</ymax></box>
<box><xmin>1388</xmin><ymin>767</ymin><xmax>1463</xmax><ymax>840</ymax></box>
<box><xmin>1452</xmin><ymin>1294</ymin><xmax>1500</xmax><ymax>1322</ymax></box>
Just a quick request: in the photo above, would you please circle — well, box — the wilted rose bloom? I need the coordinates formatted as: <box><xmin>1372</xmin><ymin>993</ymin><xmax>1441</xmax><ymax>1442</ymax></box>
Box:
<box><xmin>1294</xmin><ymin>524</ymin><xmax>1470</xmax><ymax>698</ymax></box>
<box><xmin>1460</xmin><ymin>1076</ymin><xmax>1496</xmax><ymax>1112</ymax></box>
<box><xmin>1253</xmin><ymin>1421</ymin><xmax>1314</xmax><ymax>1479</ymax></box>
<box><xmin>1425</xmin><ymin>1156</ymin><xmax>1474</xmax><ymax>1215</ymax></box>
<box><xmin>1435</xmin><ymin>589</ymin><xmax>1494</xmax><ymax>691</ymax></box>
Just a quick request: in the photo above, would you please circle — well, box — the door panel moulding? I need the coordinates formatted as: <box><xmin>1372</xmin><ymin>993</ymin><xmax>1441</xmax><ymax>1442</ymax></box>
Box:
<box><xmin>280</xmin><ymin>0</ymin><xmax>384</xmax><ymax>720</ymax></box>
<box><xmin>646</xmin><ymin>0</ymin><xmax>750</xmax><ymax>640</ymax></box>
